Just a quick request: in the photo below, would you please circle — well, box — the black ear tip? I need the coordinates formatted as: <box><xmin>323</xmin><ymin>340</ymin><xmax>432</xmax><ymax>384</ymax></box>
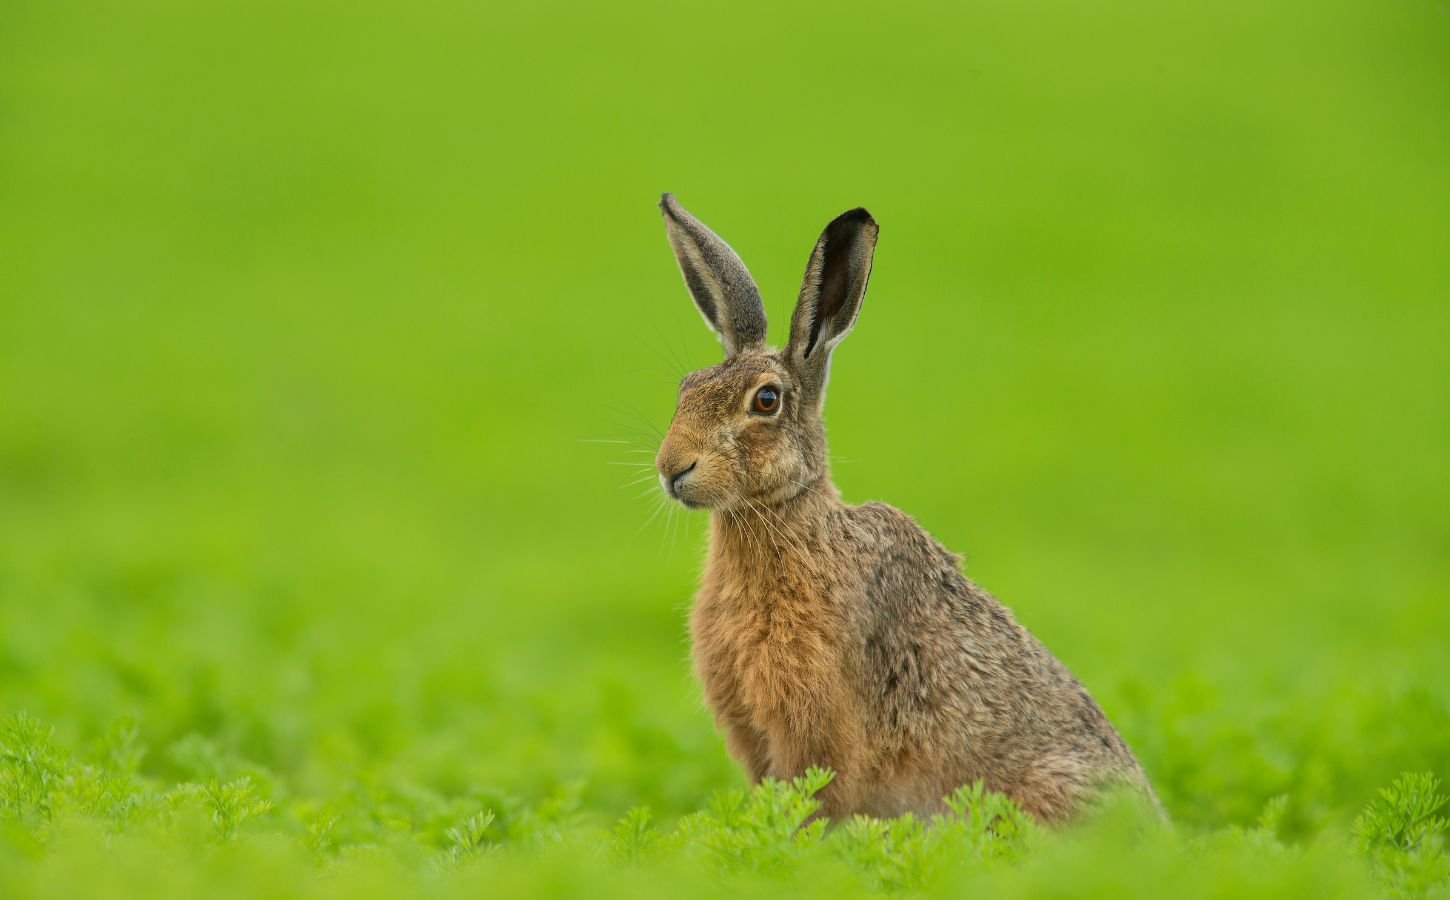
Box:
<box><xmin>833</xmin><ymin>206</ymin><xmax>877</xmax><ymax>229</ymax></box>
<box><xmin>659</xmin><ymin>193</ymin><xmax>679</xmax><ymax>217</ymax></box>
<box><xmin>824</xmin><ymin>207</ymin><xmax>878</xmax><ymax>240</ymax></box>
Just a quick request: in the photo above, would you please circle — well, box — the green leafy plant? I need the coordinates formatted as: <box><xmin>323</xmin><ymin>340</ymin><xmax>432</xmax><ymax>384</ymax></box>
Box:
<box><xmin>1352</xmin><ymin>772</ymin><xmax>1449</xmax><ymax>897</ymax></box>
<box><xmin>0</xmin><ymin>713</ymin><xmax>68</xmax><ymax>823</ymax></box>
<box><xmin>834</xmin><ymin>780</ymin><xmax>1037</xmax><ymax>891</ymax></box>
<box><xmin>606</xmin><ymin>806</ymin><xmax>658</xmax><ymax>864</ymax></box>
<box><xmin>443</xmin><ymin>810</ymin><xmax>497</xmax><ymax>864</ymax></box>
<box><xmin>674</xmin><ymin>767</ymin><xmax>834</xmax><ymax>875</ymax></box>
<box><xmin>202</xmin><ymin>777</ymin><xmax>274</xmax><ymax>841</ymax></box>
<box><xmin>0</xmin><ymin>714</ymin><xmax>1446</xmax><ymax>898</ymax></box>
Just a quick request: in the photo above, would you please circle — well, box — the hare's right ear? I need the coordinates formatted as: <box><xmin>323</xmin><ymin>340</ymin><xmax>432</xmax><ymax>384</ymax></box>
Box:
<box><xmin>786</xmin><ymin>208</ymin><xmax>878</xmax><ymax>397</ymax></box>
<box><xmin>659</xmin><ymin>194</ymin><xmax>767</xmax><ymax>357</ymax></box>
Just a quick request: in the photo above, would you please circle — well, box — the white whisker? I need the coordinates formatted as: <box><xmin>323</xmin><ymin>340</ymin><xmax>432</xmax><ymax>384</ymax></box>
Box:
<box><xmin>788</xmin><ymin>478</ymin><xmax>831</xmax><ymax>501</ymax></box>
<box><xmin>742</xmin><ymin>497</ymin><xmax>818</xmax><ymax>577</ymax></box>
<box><xmin>636</xmin><ymin>494</ymin><xmax>668</xmax><ymax>535</ymax></box>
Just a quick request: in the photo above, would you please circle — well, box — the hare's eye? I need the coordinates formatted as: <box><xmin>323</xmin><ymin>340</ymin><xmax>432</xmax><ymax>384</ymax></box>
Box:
<box><xmin>751</xmin><ymin>386</ymin><xmax>781</xmax><ymax>415</ymax></box>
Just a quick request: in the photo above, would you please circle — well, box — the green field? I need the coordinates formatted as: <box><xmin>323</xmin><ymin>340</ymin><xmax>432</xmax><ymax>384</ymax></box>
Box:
<box><xmin>2</xmin><ymin>0</ymin><xmax>1448</xmax><ymax>895</ymax></box>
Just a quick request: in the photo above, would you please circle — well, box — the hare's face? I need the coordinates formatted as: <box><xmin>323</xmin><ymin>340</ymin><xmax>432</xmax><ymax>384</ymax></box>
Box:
<box><xmin>655</xmin><ymin>352</ymin><xmax>820</xmax><ymax>510</ymax></box>
<box><xmin>652</xmin><ymin>195</ymin><xmax>876</xmax><ymax>510</ymax></box>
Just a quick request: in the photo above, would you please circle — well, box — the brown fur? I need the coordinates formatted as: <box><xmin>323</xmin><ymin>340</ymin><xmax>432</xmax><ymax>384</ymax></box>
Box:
<box><xmin>653</xmin><ymin>196</ymin><xmax>1157</xmax><ymax>823</ymax></box>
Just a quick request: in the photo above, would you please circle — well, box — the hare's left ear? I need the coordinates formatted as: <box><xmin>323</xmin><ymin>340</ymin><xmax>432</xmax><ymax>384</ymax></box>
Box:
<box><xmin>659</xmin><ymin>194</ymin><xmax>767</xmax><ymax>357</ymax></box>
<box><xmin>787</xmin><ymin>208</ymin><xmax>878</xmax><ymax>387</ymax></box>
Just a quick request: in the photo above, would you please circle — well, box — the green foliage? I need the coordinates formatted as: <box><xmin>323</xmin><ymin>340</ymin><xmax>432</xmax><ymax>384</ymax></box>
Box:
<box><xmin>941</xmin><ymin>779</ymin><xmax>1040</xmax><ymax>858</ymax></box>
<box><xmin>202</xmin><ymin>777</ymin><xmax>275</xmax><ymax>840</ymax></box>
<box><xmin>1355</xmin><ymin>773</ymin><xmax>1449</xmax><ymax>856</ymax></box>
<box><xmin>606</xmin><ymin>807</ymin><xmax>658</xmax><ymax>864</ymax></box>
<box><xmin>0</xmin><ymin>713</ymin><xmax>66</xmax><ymax>823</ymax></box>
<box><xmin>672</xmin><ymin>767</ymin><xmax>834</xmax><ymax>874</ymax></box>
<box><xmin>1353</xmin><ymin>773</ymin><xmax>1450</xmax><ymax>897</ymax></box>
<box><xmin>2</xmin><ymin>715</ymin><xmax>1447</xmax><ymax>897</ymax></box>
<box><xmin>833</xmin><ymin>781</ymin><xmax>1038</xmax><ymax>891</ymax></box>
<box><xmin>442</xmin><ymin>810</ymin><xmax>497</xmax><ymax>865</ymax></box>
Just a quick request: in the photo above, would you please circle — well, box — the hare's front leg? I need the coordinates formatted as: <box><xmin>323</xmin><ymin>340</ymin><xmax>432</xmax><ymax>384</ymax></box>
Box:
<box><xmin>763</xmin><ymin>709</ymin><xmax>862</xmax><ymax>820</ymax></box>
<box><xmin>720</xmin><ymin>717</ymin><xmax>771</xmax><ymax>784</ymax></box>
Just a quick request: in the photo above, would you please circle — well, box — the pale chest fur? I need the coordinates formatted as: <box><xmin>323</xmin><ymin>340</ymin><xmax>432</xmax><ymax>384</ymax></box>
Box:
<box><xmin>689</xmin><ymin>546</ymin><xmax>862</xmax><ymax>758</ymax></box>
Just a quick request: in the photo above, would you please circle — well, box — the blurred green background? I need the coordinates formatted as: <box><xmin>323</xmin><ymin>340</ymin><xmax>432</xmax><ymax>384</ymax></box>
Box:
<box><xmin>2</xmin><ymin>0</ymin><xmax>1448</xmax><ymax>892</ymax></box>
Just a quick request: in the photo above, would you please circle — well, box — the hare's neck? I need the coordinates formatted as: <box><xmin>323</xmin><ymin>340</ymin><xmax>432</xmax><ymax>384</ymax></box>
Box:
<box><xmin>708</xmin><ymin>477</ymin><xmax>840</xmax><ymax>572</ymax></box>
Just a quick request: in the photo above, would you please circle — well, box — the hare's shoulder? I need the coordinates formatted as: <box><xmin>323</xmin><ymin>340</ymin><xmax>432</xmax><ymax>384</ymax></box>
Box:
<box><xmin>842</xmin><ymin>500</ymin><xmax>1031</xmax><ymax>641</ymax></box>
<box><xmin>840</xmin><ymin>500</ymin><xmax>966</xmax><ymax>590</ymax></box>
<box><xmin>844</xmin><ymin>501</ymin><xmax>955</xmax><ymax>549</ymax></box>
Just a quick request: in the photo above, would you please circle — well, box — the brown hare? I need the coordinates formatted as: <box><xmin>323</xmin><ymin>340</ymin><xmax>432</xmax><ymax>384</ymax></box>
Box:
<box><xmin>653</xmin><ymin>194</ymin><xmax>1157</xmax><ymax>823</ymax></box>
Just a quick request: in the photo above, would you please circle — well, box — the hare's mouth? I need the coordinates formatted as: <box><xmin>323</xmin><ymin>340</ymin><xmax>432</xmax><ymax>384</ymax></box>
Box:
<box><xmin>661</xmin><ymin>460</ymin><xmax>709</xmax><ymax>508</ymax></box>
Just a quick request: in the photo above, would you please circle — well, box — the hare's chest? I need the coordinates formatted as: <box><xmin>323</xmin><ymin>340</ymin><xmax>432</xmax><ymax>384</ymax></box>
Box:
<box><xmin>690</xmin><ymin>578</ymin><xmax>850</xmax><ymax>725</ymax></box>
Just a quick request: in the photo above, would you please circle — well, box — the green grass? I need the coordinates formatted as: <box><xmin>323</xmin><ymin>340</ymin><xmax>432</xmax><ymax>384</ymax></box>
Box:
<box><xmin>2</xmin><ymin>0</ymin><xmax>1449</xmax><ymax>895</ymax></box>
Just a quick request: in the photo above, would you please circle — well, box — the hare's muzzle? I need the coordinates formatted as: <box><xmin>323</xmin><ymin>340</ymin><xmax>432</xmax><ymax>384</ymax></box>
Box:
<box><xmin>661</xmin><ymin>460</ymin><xmax>697</xmax><ymax>501</ymax></box>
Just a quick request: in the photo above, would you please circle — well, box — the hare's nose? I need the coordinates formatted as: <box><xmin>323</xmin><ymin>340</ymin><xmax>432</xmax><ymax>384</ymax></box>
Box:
<box><xmin>663</xmin><ymin>460</ymin><xmax>697</xmax><ymax>498</ymax></box>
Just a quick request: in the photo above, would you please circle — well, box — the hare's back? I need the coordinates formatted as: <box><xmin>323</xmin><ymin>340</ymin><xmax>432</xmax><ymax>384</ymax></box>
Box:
<box><xmin>844</xmin><ymin>501</ymin><xmax>1151</xmax><ymax>807</ymax></box>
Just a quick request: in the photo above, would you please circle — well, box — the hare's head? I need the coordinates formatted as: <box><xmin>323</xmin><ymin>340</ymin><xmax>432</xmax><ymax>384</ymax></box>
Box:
<box><xmin>654</xmin><ymin>194</ymin><xmax>878</xmax><ymax>510</ymax></box>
